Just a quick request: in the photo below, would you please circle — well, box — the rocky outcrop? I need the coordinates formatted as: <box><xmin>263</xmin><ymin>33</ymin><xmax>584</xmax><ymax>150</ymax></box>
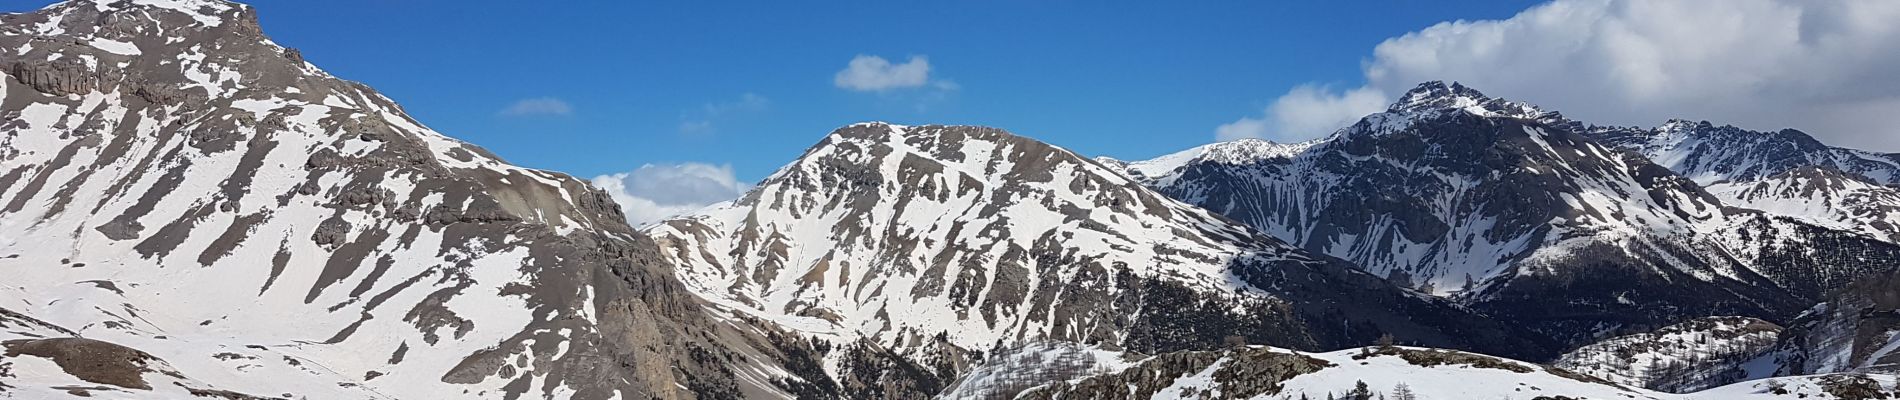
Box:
<box><xmin>3</xmin><ymin>338</ymin><xmax>161</xmax><ymax>390</ymax></box>
<box><xmin>1017</xmin><ymin>347</ymin><xmax>1332</xmax><ymax>400</ymax></box>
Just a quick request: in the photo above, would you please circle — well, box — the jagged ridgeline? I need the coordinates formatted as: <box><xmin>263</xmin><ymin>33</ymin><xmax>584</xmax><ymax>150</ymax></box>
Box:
<box><xmin>1109</xmin><ymin>81</ymin><xmax>1900</xmax><ymax>348</ymax></box>
<box><xmin>0</xmin><ymin>1</ymin><xmax>835</xmax><ymax>398</ymax></box>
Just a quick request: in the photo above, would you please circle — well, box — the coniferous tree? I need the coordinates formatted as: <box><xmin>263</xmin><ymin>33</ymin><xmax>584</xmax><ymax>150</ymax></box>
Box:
<box><xmin>1392</xmin><ymin>383</ymin><xmax>1418</xmax><ymax>400</ymax></box>
<box><xmin>1347</xmin><ymin>380</ymin><xmax>1373</xmax><ymax>400</ymax></box>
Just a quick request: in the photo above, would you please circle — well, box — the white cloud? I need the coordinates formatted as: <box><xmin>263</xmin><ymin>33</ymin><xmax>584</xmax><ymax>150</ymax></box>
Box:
<box><xmin>834</xmin><ymin>55</ymin><xmax>934</xmax><ymax>92</ymax></box>
<box><xmin>591</xmin><ymin>163</ymin><xmax>751</xmax><ymax>227</ymax></box>
<box><xmin>1214</xmin><ymin>117</ymin><xmax>1270</xmax><ymax>142</ymax></box>
<box><xmin>1232</xmin><ymin>0</ymin><xmax>1900</xmax><ymax>150</ymax></box>
<box><xmin>680</xmin><ymin>93</ymin><xmax>770</xmax><ymax>135</ymax></box>
<box><xmin>1217</xmin><ymin>85</ymin><xmax>1388</xmax><ymax>142</ymax></box>
<box><xmin>498</xmin><ymin>97</ymin><xmax>573</xmax><ymax>117</ymax></box>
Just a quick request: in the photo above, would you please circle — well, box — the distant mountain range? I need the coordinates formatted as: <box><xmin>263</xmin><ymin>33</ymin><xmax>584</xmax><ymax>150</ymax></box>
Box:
<box><xmin>4</xmin><ymin>1</ymin><xmax>1900</xmax><ymax>399</ymax></box>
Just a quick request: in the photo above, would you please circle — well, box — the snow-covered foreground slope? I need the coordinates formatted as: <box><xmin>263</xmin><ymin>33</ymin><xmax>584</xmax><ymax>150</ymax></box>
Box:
<box><xmin>645</xmin><ymin>122</ymin><xmax>1558</xmax><ymax>396</ymax></box>
<box><xmin>947</xmin><ymin>342</ymin><xmax>1900</xmax><ymax>400</ymax></box>
<box><xmin>0</xmin><ymin>1</ymin><xmax>831</xmax><ymax>398</ymax></box>
<box><xmin>1110</xmin><ymin>81</ymin><xmax>1900</xmax><ymax>346</ymax></box>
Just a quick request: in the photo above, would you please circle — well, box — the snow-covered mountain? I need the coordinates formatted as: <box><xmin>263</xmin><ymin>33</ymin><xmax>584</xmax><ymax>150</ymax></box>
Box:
<box><xmin>1703</xmin><ymin>166</ymin><xmax>1900</xmax><ymax>244</ymax></box>
<box><xmin>1109</xmin><ymin>81</ymin><xmax>1900</xmax><ymax>346</ymax></box>
<box><xmin>944</xmin><ymin>341</ymin><xmax>1897</xmax><ymax>400</ymax></box>
<box><xmin>9</xmin><ymin>0</ymin><xmax>1900</xmax><ymax>398</ymax></box>
<box><xmin>1588</xmin><ymin>120</ymin><xmax>1900</xmax><ymax>187</ymax></box>
<box><xmin>1555</xmin><ymin>316</ymin><xmax>1783</xmax><ymax>392</ymax></box>
<box><xmin>0</xmin><ymin>1</ymin><xmax>833</xmax><ymax>398</ymax></box>
<box><xmin>643</xmin><ymin>122</ymin><xmax>1561</xmax><ymax>397</ymax></box>
<box><xmin>1584</xmin><ymin>121</ymin><xmax>1900</xmax><ymax>247</ymax></box>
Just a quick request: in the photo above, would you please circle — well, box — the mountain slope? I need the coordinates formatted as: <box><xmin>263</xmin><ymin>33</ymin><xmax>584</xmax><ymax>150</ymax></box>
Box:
<box><xmin>1586</xmin><ymin>121</ymin><xmax>1900</xmax><ymax>247</ymax></box>
<box><xmin>644</xmin><ymin>122</ymin><xmax>1560</xmax><ymax>396</ymax></box>
<box><xmin>1111</xmin><ymin>81</ymin><xmax>1900</xmax><ymax>347</ymax></box>
<box><xmin>1770</xmin><ymin>271</ymin><xmax>1900</xmax><ymax>377</ymax></box>
<box><xmin>1704</xmin><ymin>166</ymin><xmax>1900</xmax><ymax>244</ymax></box>
<box><xmin>0</xmin><ymin>1</ymin><xmax>828</xmax><ymax>398</ymax></box>
<box><xmin>1554</xmin><ymin>316</ymin><xmax>1783</xmax><ymax>392</ymax></box>
<box><xmin>1588</xmin><ymin>120</ymin><xmax>1900</xmax><ymax>187</ymax></box>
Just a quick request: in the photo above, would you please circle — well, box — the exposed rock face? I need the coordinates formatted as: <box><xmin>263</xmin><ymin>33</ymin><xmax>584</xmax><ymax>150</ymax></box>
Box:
<box><xmin>0</xmin><ymin>0</ymin><xmax>827</xmax><ymax>398</ymax></box>
<box><xmin>1555</xmin><ymin>316</ymin><xmax>1783</xmax><ymax>392</ymax></box>
<box><xmin>1016</xmin><ymin>347</ymin><xmax>1333</xmax><ymax>400</ymax></box>
<box><xmin>0</xmin><ymin>336</ymin><xmax>280</xmax><ymax>398</ymax></box>
<box><xmin>1110</xmin><ymin>81</ymin><xmax>1900</xmax><ymax>348</ymax></box>
<box><xmin>4</xmin><ymin>337</ymin><xmax>162</xmax><ymax>390</ymax></box>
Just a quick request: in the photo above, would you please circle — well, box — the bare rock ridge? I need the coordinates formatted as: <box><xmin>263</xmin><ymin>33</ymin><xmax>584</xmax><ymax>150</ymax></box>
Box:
<box><xmin>0</xmin><ymin>0</ymin><xmax>830</xmax><ymax>398</ymax></box>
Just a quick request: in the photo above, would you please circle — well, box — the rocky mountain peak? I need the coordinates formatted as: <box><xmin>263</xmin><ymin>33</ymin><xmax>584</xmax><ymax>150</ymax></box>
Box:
<box><xmin>1387</xmin><ymin>80</ymin><xmax>1547</xmax><ymax>120</ymax></box>
<box><xmin>1390</xmin><ymin>81</ymin><xmax>1489</xmax><ymax>110</ymax></box>
<box><xmin>816</xmin><ymin>122</ymin><xmax>1081</xmax><ymax>167</ymax></box>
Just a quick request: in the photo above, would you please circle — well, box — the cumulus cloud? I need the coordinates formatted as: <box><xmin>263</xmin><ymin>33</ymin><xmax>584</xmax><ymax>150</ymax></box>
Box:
<box><xmin>498</xmin><ymin>97</ymin><xmax>573</xmax><ymax>117</ymax></box>
<box><xmin>1218</xmin><ymin>85</ymin><xmax>1387</xmax><ymax>142</ymax></box>
<box><xmin>591</xmin><ymin>163</ymin><xmax>751</xmax><ymax>226</ymax></box>
<box><xmin>834</xmin><ymin>55</ymin><xmax>934</xmax><ymax>92</ymax></box>
<box><xmin>1227</xmin><ymin>0</ymin><xmax>1900</xmax><ymax>150</ymax></box>
<box><xmin>680</xmin><ymin>93</ymin><xmax>770</xmax><ymax>135</ymax></box>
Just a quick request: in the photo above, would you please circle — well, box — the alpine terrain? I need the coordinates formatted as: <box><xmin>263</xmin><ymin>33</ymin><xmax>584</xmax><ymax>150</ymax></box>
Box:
<box><xmin>4</xmin><ymin>0</ymin><xmax>1900</xmax><ymax>399</ymax></box>
<box><xmin>1107</xmin><ymin>82</ymin><xmax>1900</xmax><ymax>349</ymax></box>
<box><xmin>642</xmin><ymin>122</ymin><xmax>1556</xmax><ymax>398</ymax></box>
<box><xmin>0</xmin><ymin>1</ymin><xmax>834</xmax><ymax>398</ymax></box>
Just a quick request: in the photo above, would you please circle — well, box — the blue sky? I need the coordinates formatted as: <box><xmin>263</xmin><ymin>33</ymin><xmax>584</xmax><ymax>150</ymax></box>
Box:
<box><xmin>244</xmin><ymin>1</ymin><xmax>1541</xmax><ymax>181</ymax></box>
